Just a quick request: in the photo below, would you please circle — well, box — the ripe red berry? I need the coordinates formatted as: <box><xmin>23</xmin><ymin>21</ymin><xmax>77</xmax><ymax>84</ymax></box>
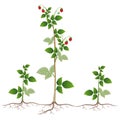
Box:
<box><xmin>69</xmin><ymin>37</ymin><xmax>72</xmax><ymax>41</ymax></box>
<box><xmin>38</xmin><ymin>6</ymin><xmax>41</xmax><ymax>10</ymax></box>
<box><xmin>42</xmin><ymin>9</ymin><xmax>45</xmax><ymax>13</ymax></box>
<box><xmin>60</xmin><ymin>8</ymin><xmax>63</xmax><ymax>12</ymax></box>
<box><xmin>65</xmin><ymin>41</ymin><xmax>68</xmax><ymax>45</ymax></box>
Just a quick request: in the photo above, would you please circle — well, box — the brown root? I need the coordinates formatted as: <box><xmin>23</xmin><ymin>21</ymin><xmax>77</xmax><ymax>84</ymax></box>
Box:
<box><xmin>80</xmin><ymin>103</ymin><xmax>116</xmax><ymax>110</ymax></box>
<box><xmin>38</xmin><ymin>102</ymin><xmax>77</xmax><ymax>114</ymax></box>
<box><xmin>3</xmin><ymin>101</ymin><xmax>40</xmax><ymax>110</ymax></box>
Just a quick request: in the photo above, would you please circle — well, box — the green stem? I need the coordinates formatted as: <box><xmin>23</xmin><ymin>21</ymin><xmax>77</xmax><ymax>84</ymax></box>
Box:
<box><xmin>54</xmin><ymin>7</ymin><xmax>61</xmax><ymax>16</ymax></box>
<box><xmin>21</xmin><ymin>69</ymin><xmax>26</xmax><ymax>103</ymax></box>
<box><xmin>52</xmin><ymin>26</ymin><xmax>57</xmax><ymax>103</ymax></box>
<box><xmin>97</xmin><ymin>71</ymin><xmax>101</xmax><ymax>104</ymax></box>
<box><xmin>21</xmin><ymin>82</ymin><xmax>25</xmax><ymax>103</ymax></box>
<box><xmin>97</xmin><ymin>79</ymin><xmax>100</xmax><ymax>104</ymax></box>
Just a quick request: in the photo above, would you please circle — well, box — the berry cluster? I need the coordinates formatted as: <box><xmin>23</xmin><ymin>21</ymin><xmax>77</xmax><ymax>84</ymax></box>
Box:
<box><xmin>38</xmin><ymin>5</ymin><xmax>45</xmax><ymax>13</ymax></box>
<box><xmin>64</xmin><ymin>37</ymin><xmax>72</xmax><ymax>45</ymax></box>
<box><xmin>38</xmin><ymin>5</ymin><xmax>63</xmax><ymax>13</ymax></box>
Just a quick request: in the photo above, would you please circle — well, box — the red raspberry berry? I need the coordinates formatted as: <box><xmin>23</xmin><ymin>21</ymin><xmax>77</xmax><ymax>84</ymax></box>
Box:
<box><xmin>69</xmin><ymin>37</ymin><xmax>72</xmax><ymax>41</ymax></box>
<box><xmin>60</xmin><ymin>8</ymin><xmax>63</xmax><ymax>12</ymax></box>
<box><xmin>65</xmin><ymin>41</ymin><xmax>68</xmax><ymax>45</ymax></box>
<box><xmin>42</xmin><ymin>9</ymin><xmax>45</xmax><ymax>13</ymax></box>
<box><xmin>38</xmin><ymin>6</ymin><xmax>41</xmax><ymax>10</ymax></box>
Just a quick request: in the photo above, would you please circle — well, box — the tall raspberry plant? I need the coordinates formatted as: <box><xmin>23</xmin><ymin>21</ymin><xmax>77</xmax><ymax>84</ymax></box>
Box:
<box><xmin>37</xmin><ymin>6</ymin><xmax>74</xmax><ymax>104</ymax></box>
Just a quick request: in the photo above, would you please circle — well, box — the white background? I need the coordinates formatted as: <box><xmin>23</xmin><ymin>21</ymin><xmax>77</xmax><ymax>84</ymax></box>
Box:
<box><xmin>0</xmin><ymin>0</ymin><xmax>120</xmax><ymax>119</ymax></box>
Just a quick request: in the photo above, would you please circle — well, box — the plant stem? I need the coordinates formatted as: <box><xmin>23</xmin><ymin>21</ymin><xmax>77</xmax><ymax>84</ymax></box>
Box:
<box><xmin>97</xmin><ymin>71</ymin><xmax>101</xmax><ymax>104</ymax></box>
<box><xmin>97</xmin><ymin>79</ymin><xmax>100</xmax><ymax>104</ymax></box>
<box><xmin>21</xmin><ymin>81</ymin><xmax>25</xmax><ymax>103</ymax></box>
<box><xmin>52</xmin><ymin>26</ymin><xmax>57</xmax><ymax>103</ymax></box>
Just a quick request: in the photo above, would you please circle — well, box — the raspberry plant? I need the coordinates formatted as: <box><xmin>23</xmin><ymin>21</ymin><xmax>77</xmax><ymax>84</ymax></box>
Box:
<box><xmin>37</xmin><ymin>5</ymin><xmax>74</xmax><ymax>112</ymax></box>
<box><xmin>84</xmin><ymin>66</ymin><xmax>112</xmax><ymax>107</ymax></box>
<box><xmin>9</xmin><ymin>64</ymin><xmax>36</xmax><ymax>103</ymax></box>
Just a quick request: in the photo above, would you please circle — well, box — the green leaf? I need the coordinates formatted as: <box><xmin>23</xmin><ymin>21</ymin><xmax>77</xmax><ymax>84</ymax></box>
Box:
<box><xmin>45</xmin><ymin>47</ymin><xmax>53</xmax><ymax>53</ymax></box>
<box><xmin>27</xmin><ymin>88</ymin><xmax>35</xmax><ymax>94</ymax></box>
<box><xmin>98</xmin><ymin>88</ymin><xmax>110</xmax><ymax>98</ymax></box>
<box><xmin>92</xmin><ymin>95</ymin><xmax>97</xmax><ymax>100</ymax></box>
<box><xmin>25</xmin><ymin>64</ymin><xmax>30</xmax><ymax>68</ymax></box>
<box><xmin>24</xmin><ymin>87</ymin><xmax>29</xmax><ymax>96</ymax></box>
<box><xmin>24</xmin><ymin>80</ymin><xmax>28</xmax><ymax>85</ymax></box>
<box><xmin>100</xmin><ymin>90</ymin><xmax>111</xmax><ymax>98</ymax></box>
<box><xmin>20</xmin><ymin>75</ymin><xmax>24</xmax><ymax>78</ymax></box>
<box><xmin>9</xmin><ymin>88</ymin><xmax>18</xmax><ymax>94</ymax></box>
<box><xmin>59</xmin><ymin>47</ymin><xmax>63</xmax><ymax>51</ymax></box>
<box><xmin>61</xmin><ymin>55</ymin><xmax>68</xmax><ymax>61</ymax></box>
<box><xmin>54</xmin><ymin>29</ymin><xmax>57</xmax><ymax>34</ymax></box>
<box><xmin>55</xmin><ymin>15</ymin><xmax>62</xmax><ymax>21</ymax></box>
<box><xmin>44</xmin><ymin>37</ymin><xmax>54</xmax><ymax>45</ymax></box>
<box><xmin>37</xmin><ymin>67</ymin><xmax>49</xmax><ymax>75</ymax></box>
<box><xmin>37</xmin><ymin>66</ymin><xmax>54</xmax><ymax>79</ymax></box>
<box><xmin>100</xmin><ymin>75</ymin><xmax>104</xmax><ymax>80</ymax></box>
<box><xmin>47</xmin><ymin>19</ymin><xmax>51</xmax><ymax>23</ymax></box>
<box><xmin>50</xmin><ymin>36</ymin><xmax>54</xmax><ymax>44</ymax></box>
<box><xmin>47</xmin><ymin>14</ymin><xmax>50</xmax><ymax>18</ymax></box>
<box><xmin>93</xmin><ymin>88</ymin><xmax>97</xmax><ymax>94</ymax></box>
<box><xmin>51</xmin><ymin>15</ymin><xmax>54</xmax><ymax>20</ymax></box>
<box><xmin>100</xmin><ymin>70</ymin><xmax>103</xmax><ymax>72</ymax></box>
<box><xmin>23</xmin><ymin>71</ymin><xmax>26</xmax><ymax>75</ymax></box>
<box><xmin>24</xmin><ymin>87</ymin><xmax>35</xmax><ymax>96</ymax></box>
<box><xmin>17</xmin><ymin>70</ymin><xmax>23</xmax><ymax>74</ymax></box>
<box><xmin>52</xmin><ymin>21</ymin><xmax>57</xmax><ymax>25</ymax></box>
<box><xmin>48</xmin><ymin>7</ymin><xmax>52</xmax><ymax>10</ymax></box>
<box><xmin>95</xmin><ymin>76</ymin><xmax>99</xmax><ymax>79</ymax></box>
<box><xmin>58</xmin><ymin>29</ymin><xmax>65</xmax><ymax>34</ymax></box>
<box><xmin>40</xmin><ymin>21</ymin><xmax>48</xmax><ymax>27</ymax></box>
<box><xmin>62</xmin><ymin>80</ymin><xmax>74</xmax><ymax>88</ymax></box>
<box><xmin>57</xmin><ymin>77</ymin><xmax>62</xmax><ymax>85</ymax></box>
<box><xmin>98</xmin><ymin>88</ymin><xmax>102</xmax><ymax>93</ymax></box>
<box><xmin>104</xmin><ymin>78</ymin><xmax>112</xmax><ymax>83</ymax></box>
<box><xmin>23</xmin><ymin>65</ymin><xmax>26</xmax><ymax>69</ymax></box>
<box><xmin>55</xmin><ymin>34</ymin><xmax>59</xmax><ymax>38</ymax></box>
<box><xmin>99</xmin><ymin>81</ymin><xmax>104</xmax><ymax>86</ymax></box>
<box><xmin>44</xmin><ymin>37</ymin><xmax>50</xmax><ymax>43</ymax></box>
<box><xmin>37</xmin><ymin>67</ymin><xmax>52</xmax><ymax>80</ymax></box>
<box><xmin>98</xmin><ymin>66</ymin><xmax>101</xmax><ymax>70</ymax></box>
<box><xmin>28</xmin><ymin>76</ymin><xmax>36</xmax><ymax>82</ymax></box>
<box><xmin>103</xmin><ymin>90</ymin><xmax>111</xmax><ymax>96</ymax></box>
<box><xmin>17</xmin><ymin>93</ymin><xmax>22</xmax><ymax>99</ymax></box>
<box><xmin>101</xmin><ymin>66</ymin><xmax>105</xmax><ymax>69</ymax></box>
<box><xmin>57</xmin><ymin>52</ymin><xmax>62</xmax><ymax>61</ymax></box>
<box><xmin>58</xmin><ymin>39</ymin><xmax>61</xmax><ymax>42</ymax></box>
<box><xmin>49</xmin><ymin>65</ymin><xmax>54</xmax><ymax>74</ymax></box>
<box><xmin>18</xmin><ymin>86</ymin><xmax>22</xmax><ymax>92</ymax></box>
<box><xmin>64</xmin><ymin>46</ymin><xmax>69</xmax><ymax>51</ymax></box>
<box><xmin>48</xmin><ymin>24</ymin><xmax>52</xmax><ymax>29</ymax></box>
<box><xmin>45</xmin><ymin>73</ymin><xmax>52</xmax><ymax>80</ymax></box>
<box><xmin>84</xmin><ymin>90</ymin><xmax>93</xmax><ymax>96</ymax></box>
<box><xmin>41</xmin><ymin>14</ymin><xmax>46</xmax><ymax>18</ymax></box>
<box><xmin>25</xmin><ymin>74</ymin><xmax>29</xmax><ymax>79</ymax></box>
<box><xmin>93</xmin><ymin>71</ymin><xmax>98</xmax><ymax>76</ymax></box>
<box><xmin>56</xmin><ymin>86</ymin><xmax>63</xmax><ymax>94</ymax></box>
<box><xmin>51</xmin><ymin>53</ymin><xmax>56</xmax><ymax>58</ymax></box>
<box><xmin>57</xmin><ymin>52</ymin><xmax>68</xmax><ymax>61</ymax></box>
<box><xmin>99</xmin><ymin>72</ymin><xmax>102</xmax><ymax>76</ymax></box>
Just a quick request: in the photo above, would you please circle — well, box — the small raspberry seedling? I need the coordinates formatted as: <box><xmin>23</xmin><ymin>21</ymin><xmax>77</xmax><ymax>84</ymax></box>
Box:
<box><xmin>83</xmin><ymin>66</ymin><xmax>114</xmax><ymax>110</ymax></box>
<box><xmin>4</xmin><ymin>64</ymin><xmax>38</xmax><ymax>109</ymax></box>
